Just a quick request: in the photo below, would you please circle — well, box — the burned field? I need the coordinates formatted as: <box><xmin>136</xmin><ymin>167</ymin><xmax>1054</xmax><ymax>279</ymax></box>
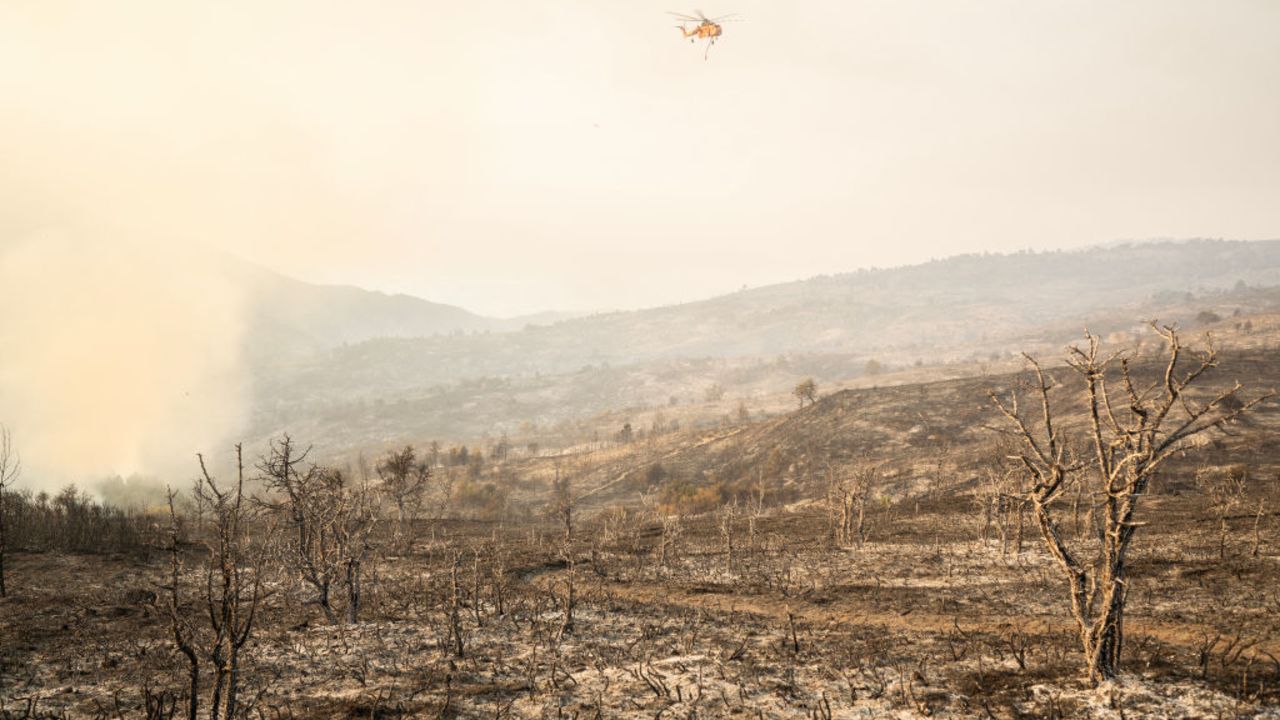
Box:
<box><xmin>3</xmin><ymin>343</ymin><xmax>1280</xmax><ymax>718</ymax></box>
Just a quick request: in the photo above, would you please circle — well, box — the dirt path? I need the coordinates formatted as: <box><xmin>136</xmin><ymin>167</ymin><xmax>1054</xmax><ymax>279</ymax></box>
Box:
<box><xmin>535</xmin><ymin>572</ymin><xmax>1280</xmax><ymax>662</ymax></box>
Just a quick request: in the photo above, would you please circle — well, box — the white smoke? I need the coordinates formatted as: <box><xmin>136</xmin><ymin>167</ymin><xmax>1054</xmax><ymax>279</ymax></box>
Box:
<box><xmin>0</xmin><ymin>234</ymin><xmax>250</xmax><ymax>489</ymax></box>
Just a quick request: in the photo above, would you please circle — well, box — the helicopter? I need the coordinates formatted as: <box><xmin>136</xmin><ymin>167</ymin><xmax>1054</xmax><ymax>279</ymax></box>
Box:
<box><xmin>668</xmin><ymin>10</ymin><xmax>738</xmax><ymax>59</ymax></box>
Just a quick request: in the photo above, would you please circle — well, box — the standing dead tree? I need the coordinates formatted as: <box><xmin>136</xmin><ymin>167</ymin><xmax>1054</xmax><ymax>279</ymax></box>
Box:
<box><xmin>828</xmin><ymin>463</ymin><xmax>874</xmax><ymax>548</ymax></box>
<box><xmin>719</xmin><ymin>502</ymin><xmax>736</xmax><ymax>575</ymax></box>
<box><xmin>989</xmin><ymin>325</ymin><xmax>1269</xmax><ymax>683</ymax></box>
<box><xmin>197</xmin><ymin>448</ymin><xmax>268</xmax><ymax>720</ymax></box>
<box><xmin>657</xmin><ymin>512</ymin><xmax>683</xmax><ymax>570</ymax></box>
<box><xmin>165</xmin><ymin>445</ymin><xmax>269</xmax><ymax>720</ymax></box>
<box><xmin>551</xmin><ymin>463</ymin><xmax>574</xmax><ymax>548</ymax></box>
<box><xmin>335</xmin><ymin>471</ymin><xmax>379</xmax><ymax>624</ymax></box>
<box><xmin>447</xmin><ymin>547</ymin><xmax>466</xmax><ymax>658</ymax></box>
<box><xmin>549</xmin><ymin>465</ymin><xmax>576</xmax><ymax>637</ymax></box>
<box><xmin>0</xmin><ymin>424</ymin><xmax>20</xmax><ymax>597</ymax></box>
<box><xmin>165</xmin><ymin>491</ymin><xmax>200</xmax><ymax>720</ymax></box>
<box><xmin>257</xmin><ymin>436</ymin><xmax>378</xmax><ymax>624</ymax></box>
<box><xmin>257</xmin><ymin>437</ymin><xmax>340</xmax><ymax>623</ymax></box>
<box><xmin>974</xmin><ymin>461</ymin><xmax>1027</xmax><ymax>555</ymax></box>
<box><xmin>1250</xmin><ymin>497</ymin><xmax>1267</xmax><ymax>559</ymax></box>
<box><xmin>747</xmin><ymin>475</ymin><xmax>765</xmax><ymax>553</ymax></box>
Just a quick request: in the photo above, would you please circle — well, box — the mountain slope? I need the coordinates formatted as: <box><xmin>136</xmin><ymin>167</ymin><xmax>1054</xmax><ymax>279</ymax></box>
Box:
<box><xmin>263</xmin><ymin>239</ymin><xmax>1280</xmax><ymax>390</ymax></box>
<box><xmin>219</xmin><ymin>257</ymin><xmax>500</xmax><ymax>360</ymax></box>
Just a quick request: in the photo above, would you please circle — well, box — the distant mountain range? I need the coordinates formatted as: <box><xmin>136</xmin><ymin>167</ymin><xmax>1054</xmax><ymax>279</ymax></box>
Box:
<box><xmin>236</xmin><ymin>239</ymin><xmax>1280</xmax><ymax>448</ymax></box>
<box><xmin>251</xmin><ymin>238</ymin><xmax>1280</xmax><ymax>374</ymax></box>
<box><xmin>218</xmin><ymin>257</ymin><xmax>580</xmax><ymax>362</ymax></box>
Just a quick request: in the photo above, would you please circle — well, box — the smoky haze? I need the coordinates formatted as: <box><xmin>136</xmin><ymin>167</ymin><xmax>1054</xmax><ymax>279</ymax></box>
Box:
<box><xmin>1</xmin><ymin>1</ymin><xmax>1278</xmax><ymax>487</ymax></box>
<box><xmin>4</xmin><ymin>1</ymin><xmax>1278</xmax><ymax>313</ymax></box>
<box><xmin>0</xmin><ymin>237</ymin><xmax>249</xmax><ymax>488</ymax></box>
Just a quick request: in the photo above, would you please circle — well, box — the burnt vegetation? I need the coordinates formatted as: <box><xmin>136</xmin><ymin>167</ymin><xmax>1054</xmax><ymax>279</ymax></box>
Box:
<box><xmin>3</xmin><ymin>326</ymin><xmax>1280</xmax><ymax>718</ymax></box>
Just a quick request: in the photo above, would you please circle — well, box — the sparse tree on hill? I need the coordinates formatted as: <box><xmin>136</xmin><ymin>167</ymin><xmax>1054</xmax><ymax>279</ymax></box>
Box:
<box><xmin>793</xmin><ymin>378</ymin><xmax>817</xmax><ymax>408</ymax></box>
<box><xmin>375</xmin><ymin>445</ymin><xmax>431</xmax><ymax>548</ymax></box>
<box><xmin>0</xmin><ymin>424</ymin><xmax>20</xmax><ymax>597</ymax></box>
<box><xmin>1196</xmin><ymin>310</ymin><xmax>1222</xmax><ymax>325</ymax></box>
<box><xmin>989</xmin><ymin>325</ymin><xmax>1269</xmax><ymax>684</ymax></box>
<box><xmin>650</xmin><ymin>411</ymin><xmax>668</xmax><ymax>438</ymax></box>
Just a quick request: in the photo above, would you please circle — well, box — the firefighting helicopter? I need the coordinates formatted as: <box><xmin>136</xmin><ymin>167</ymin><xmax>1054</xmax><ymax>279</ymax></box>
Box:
<box><xmin>668</xmin><ymin>10</ymin><xmax>739</xmax><ymax>60</ymax></box>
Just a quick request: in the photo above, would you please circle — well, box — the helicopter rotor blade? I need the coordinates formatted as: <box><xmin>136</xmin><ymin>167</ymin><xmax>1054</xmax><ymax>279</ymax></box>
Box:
<box><xmin>666</xmin><ymin>11</ymin><xmax>702</xmax><ymax>21</ymax></box>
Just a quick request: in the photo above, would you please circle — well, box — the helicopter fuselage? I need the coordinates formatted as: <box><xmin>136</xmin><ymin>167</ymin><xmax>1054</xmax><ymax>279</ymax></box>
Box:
<box><xmin>679</xmin><ymin>21</ymin><xmax>722</xmax><ymax>40</ymax></box>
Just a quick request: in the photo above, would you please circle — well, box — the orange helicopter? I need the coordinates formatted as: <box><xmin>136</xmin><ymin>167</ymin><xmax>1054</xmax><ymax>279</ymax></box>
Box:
<box><xmin>668</xmin><ymin>10</ymin><xmax>738</xmax><ymax>59</ymax></box>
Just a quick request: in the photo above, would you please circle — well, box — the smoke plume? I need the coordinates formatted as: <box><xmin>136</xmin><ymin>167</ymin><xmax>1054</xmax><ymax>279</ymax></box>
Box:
<box><xmin>0</xmin><ymin>234</ymin><xmax>250</xmax><ymax>490</ymax></box>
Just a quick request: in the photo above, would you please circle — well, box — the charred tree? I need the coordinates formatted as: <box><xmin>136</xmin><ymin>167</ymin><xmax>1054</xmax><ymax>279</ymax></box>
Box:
<box><xmin>989</xmin><ymin>325</ymin><xmax>1269</xmax><ymax>684</ymax></box>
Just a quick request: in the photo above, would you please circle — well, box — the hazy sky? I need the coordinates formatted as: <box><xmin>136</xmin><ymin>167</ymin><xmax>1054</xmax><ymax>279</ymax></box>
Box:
<box><xmin>3</xmin><ymin>0</ymin><xmax>1279</xmax><ymax>316</ymax></box>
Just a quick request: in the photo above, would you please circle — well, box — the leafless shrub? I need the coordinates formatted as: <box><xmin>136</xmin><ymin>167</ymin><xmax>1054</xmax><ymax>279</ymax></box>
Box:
<box><xmin>1197</xmin><ymin>464</ymin><xmax>1249</xmax><ymax>559</ymax></box>
<box><xmin>0</xmin><ymin>484</ymin><xmax>154</xmax><ymax>564</ymax></box>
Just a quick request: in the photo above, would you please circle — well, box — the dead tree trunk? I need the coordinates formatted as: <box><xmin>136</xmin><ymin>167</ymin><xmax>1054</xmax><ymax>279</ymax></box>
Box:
<box><xmin>658</xmin><ymin>513</ymin><xmax>681</xmax><ymax>569</ymax></box>
<box><xmin>197</xmin><ymin>446</ymin><xmax>267</xmax><ymax>720</ymax></box>
<box><xmin>165</xmin><ymin>491</ymin><xmax>199</xmax><ymax>720</ymax></box>
<box><xmin>165</xmin><ymin>445</ymin><xmax>269</xmax><ymax>720</ymax></box>
<box><xmin>560</xmin><ymin>555</ymin><xmax>576</xmax><ymax>639</ymax></box>
<box><xmin>720</xmin><ymin>504</ymin><xmax>735</xmax><ymax>576</ymax></box>
<box><xmin>1015</xmin><ymin>501</ymin><xmax>1025</xmax><ymax>555</ymax></box>
<box><xmin>1251</xmin><ymin>499</ymin><xmax>1267</xmax><ymax>559</ymax></box>
<box><xmin>449</xmin><ymin>548</ymin><xmax>465</xmax><ymax>658</ymax></box>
